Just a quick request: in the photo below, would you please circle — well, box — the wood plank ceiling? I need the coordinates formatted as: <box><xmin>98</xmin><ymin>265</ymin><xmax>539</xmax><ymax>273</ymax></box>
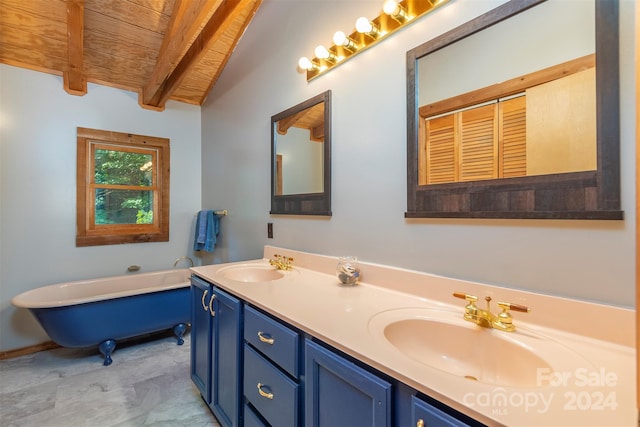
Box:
<box><xmin>0</xmin><ymin>0</ymin><xmax>263</xmax><ymax>110</ymax></box>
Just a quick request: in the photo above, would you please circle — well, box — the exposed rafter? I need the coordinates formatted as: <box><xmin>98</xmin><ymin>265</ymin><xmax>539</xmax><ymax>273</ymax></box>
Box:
<box><xmin>0</xmin><ymin>0</ymin><xmax>263</xmax><ymax>109</ymax></box>
<box><xmin>140</xmin><ymin>0</ymin><xmax>219</xmax><ymax>110</ymax></box>
<box><xmin>63</xmin><ymin>0</ymin><xmax>86</xmax><ymax>95</ymax></box>
<box><xmin>197</xmin><ymin>0</ymin><xmax>262</xmax><ymax>106</ymax></box>
<box><xmin>277</xmin><ymin>103</ymin><xmax>325</xmax><ymax>142</ymax></box>
<box><xmin>141</xmin><ymin>0</ymin><xmax>260</xmax><ymax>110</ymax></box>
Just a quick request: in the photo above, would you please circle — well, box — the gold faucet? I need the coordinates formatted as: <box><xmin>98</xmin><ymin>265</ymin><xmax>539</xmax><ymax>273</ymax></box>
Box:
<box><xmin>269</xmin><ymin>254</ymin><xmax>294</xmax><ymax>271</ymax></box>
<box><xmin>453</xmin><ymin>292</ymin><xmax>530</xmax><ymax>332</ymax></box>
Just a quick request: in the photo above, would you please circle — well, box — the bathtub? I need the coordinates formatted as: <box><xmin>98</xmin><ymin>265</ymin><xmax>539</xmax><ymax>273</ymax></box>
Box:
<box><xmin>12</xmin><ymin>269</ymin><xmax>191</xmax><ymax>366</ymax></box>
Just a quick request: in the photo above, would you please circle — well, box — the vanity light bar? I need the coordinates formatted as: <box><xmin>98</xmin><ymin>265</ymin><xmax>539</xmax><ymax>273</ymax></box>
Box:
<box><xmin>298</xmin><ymin>0</ymin><xmax>449</xmax><ymax>82</ymax></box>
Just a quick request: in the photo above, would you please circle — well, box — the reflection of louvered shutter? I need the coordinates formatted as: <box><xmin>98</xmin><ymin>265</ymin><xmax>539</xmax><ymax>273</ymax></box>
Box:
<box><xmin>500</xmin><ymin>96</ymin><xmax>526</xmax><ymax>178</ymax></box>
<box><xmin>459</xmin><ymin>104</ymin><xmax>497</xmax><ymax>182</ymax></box>
<box><xmin>425</xmin><ymin>115</ymin><xmax>456</xmax><ymax>184</ymax></box>
<box><xmin>421</xmin><ymin>97</ymin><xmax>528</xmax><ymax>184</ymax></box>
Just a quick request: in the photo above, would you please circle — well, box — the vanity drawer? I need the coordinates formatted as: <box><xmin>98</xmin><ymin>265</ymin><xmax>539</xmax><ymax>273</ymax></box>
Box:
<box><xmin>244</xmin><ymin>344</ymin><xmax>300</xmax><ymax>427</ymax></box>
<box><xmin>243</xmin><ymin>403</ymin><xmax>267</xmax><ymax>427</ymax></box>
<box><xmin>244</xmin><ymin>305</ymin><xmax>301</xmax><ymax>377</ymax></box>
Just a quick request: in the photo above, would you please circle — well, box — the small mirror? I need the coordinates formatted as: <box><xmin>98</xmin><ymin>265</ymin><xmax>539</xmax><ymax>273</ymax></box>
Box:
<box><xmin>406</xmin><ymin>0</ymin><xmax>621</xmax><ymax>219</ymax></box>
<box><xmin>271</xmin><ymin>91</ymin><xmax>331</xmax><ymax>216</ymax></box>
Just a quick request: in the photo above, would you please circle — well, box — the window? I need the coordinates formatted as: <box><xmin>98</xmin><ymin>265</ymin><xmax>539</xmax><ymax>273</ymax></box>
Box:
<box><xmin>76</xmin><ymin>127</ymin><xmax>170</xmax><ymax>246</ymax></box>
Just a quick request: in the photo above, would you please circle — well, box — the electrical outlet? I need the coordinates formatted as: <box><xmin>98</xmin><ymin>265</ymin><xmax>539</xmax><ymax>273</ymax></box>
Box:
<box><xmin>267</xmin><ymin>222</ymin><xmax>273</xmax><ymax>239</ymax></box>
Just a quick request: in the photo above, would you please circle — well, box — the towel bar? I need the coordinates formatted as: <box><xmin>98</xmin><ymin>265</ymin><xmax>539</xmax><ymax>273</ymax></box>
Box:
<box><xmin>194</xmin><ymin>210</ymin><xmax>228</xmax><ymax>217</ymax></box>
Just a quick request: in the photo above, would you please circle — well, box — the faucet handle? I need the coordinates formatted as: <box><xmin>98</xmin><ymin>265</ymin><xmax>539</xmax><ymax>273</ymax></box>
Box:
<box><xmin>495</xmin><ymin>302</ymin><xmax>529</xmax><ymax>332</ymax></box>
<box><xmin>453</xmin><ymin>292</ymin><xmax>480</xmax><ymax>322</ymax></box>
<box><xmin>452</xmin><ymin>292</ymin><xmax>478</xmax><ymax>303</ymax></box>
<box><xmin>497</xmin><ymin>302</ymin><xmax>530</xmax><ymax>313</ymax></box>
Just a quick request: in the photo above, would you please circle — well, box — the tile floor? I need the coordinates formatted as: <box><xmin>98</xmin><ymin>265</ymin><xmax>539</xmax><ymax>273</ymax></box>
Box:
<box><xmin>0</xmin><ymin>332</ymin><xmax>220</xmax><ymax>426</ymax></box>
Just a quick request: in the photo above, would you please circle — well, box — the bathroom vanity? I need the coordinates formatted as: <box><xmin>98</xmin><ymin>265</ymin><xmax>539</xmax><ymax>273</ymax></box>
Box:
<box><xmin>190</xmin><ymin>246</ymin><xmax>635</xmax><ymax>427</ymax></box>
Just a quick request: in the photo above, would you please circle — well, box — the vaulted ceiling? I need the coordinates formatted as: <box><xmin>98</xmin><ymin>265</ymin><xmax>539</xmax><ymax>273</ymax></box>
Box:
<box><xmin>0</xmin><ymin>0</ymin><xmax>262</xmax><ymax>110</ymax></box>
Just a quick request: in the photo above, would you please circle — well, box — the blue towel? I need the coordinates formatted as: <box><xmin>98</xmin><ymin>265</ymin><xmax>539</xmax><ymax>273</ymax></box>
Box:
<box><xmin>194</xmin><ymin>210</ymin><xmax>220</xmax><ymax>252</ymax></box>
<box><xmin>195</xmin><ymin>211</ymin><xmax>208</xmax><ymax>245</ymax></box>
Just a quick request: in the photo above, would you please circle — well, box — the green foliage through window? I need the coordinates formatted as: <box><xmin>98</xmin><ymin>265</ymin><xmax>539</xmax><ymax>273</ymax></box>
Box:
<box><xmin>95</xmin><ymin>189</ymin><xmax>154</xmax><ymax>225</ymax></box>
<box><xmin>93</xmin><ymin>147</ymin><xmax>156</xmax><ymax>225</ymax></box>
<box><xmin>94</xmin><ymin>149</ymin><xmax>153</xmax><ymax>186</ymax></box>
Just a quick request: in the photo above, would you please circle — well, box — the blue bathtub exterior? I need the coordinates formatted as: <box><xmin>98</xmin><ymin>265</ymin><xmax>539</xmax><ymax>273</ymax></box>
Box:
<box><xmin>29</xmin><ymin>286</ymin><xmax>190</xmax><ymax>365</ymax></box>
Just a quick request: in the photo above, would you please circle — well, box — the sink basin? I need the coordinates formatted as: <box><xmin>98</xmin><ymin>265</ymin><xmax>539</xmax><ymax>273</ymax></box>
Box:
<box><xmin>369</xmin><ymin>308</ymin><xmax>591</xmax><ymax>388</ymax></box>
<box><xmin>218</xmin><ymin>264</ymin><xmax>285</xmax><ymax>282</ymax></box>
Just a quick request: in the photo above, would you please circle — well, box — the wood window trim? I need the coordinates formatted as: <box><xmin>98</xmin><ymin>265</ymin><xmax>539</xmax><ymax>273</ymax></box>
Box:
<box><xmin>76</xmin><ymin>127</ymin><xmax>170</xmax><ymax>247</ymax></box>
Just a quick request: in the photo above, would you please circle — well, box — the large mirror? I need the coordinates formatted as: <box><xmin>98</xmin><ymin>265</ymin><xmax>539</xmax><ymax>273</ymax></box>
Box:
<box><xmin>406</xmin><ymin>0</ymin><xmax>621</xmax><ymax>219</ymax></box>
<box><xmin>271</xmin><ymin>91</ymin><xmax>332</xmax><ymax>215</ymax></box>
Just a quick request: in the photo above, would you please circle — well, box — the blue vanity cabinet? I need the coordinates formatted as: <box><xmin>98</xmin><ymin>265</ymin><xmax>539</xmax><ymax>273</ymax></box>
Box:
<box><xmin>190</xmin><ymin>275</ymin><xmax>213</xmax><ymax>403</ymax></box>
<box><xmin>305</xmin><ymin>339</ymin><xmax>392</xmax><ymax>427</ymax></box>
<box><xmin>192</xmin><ymin>274</ymin><xmax>482</xmax><ymax>427</ymax></box>
<box><xmin>242</xmin><ymin>305</ymin><xmax>302</xmax><ymax>426</ymax></box>
<box><xmin>211</xmin><ymin>286</ymin><xmax>243</xmax><ymax>426</ymax></box>
<box><xmin>190</xmin><ymin>275</ymin><xmax>243</xmax><ymax>427</ymax></box>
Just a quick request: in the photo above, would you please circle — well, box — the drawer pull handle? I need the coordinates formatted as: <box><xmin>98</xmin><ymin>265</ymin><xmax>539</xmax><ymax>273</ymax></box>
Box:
<box><xmin>201</xmin><ymin>290</ymin><xmax>208</xmax><ymax>311</ymax></box>
<box><xmin>417</xmin><ymin>420</ymin><xmax>424</xmax><ymax>427</ymax></box>
<box><xmin>257</xmin><ymin>383</ymin><xmax>274</xmax><ymax>399</ymax></box>
<box><xmin>257</xmin><ymin>331</ymin><xmax>274</xmax><ymax>345</ymax></box>
<box><xmin>209</xmin><ymin>294</ymin><xmax>216</xmax><ymax>317</ymax></box>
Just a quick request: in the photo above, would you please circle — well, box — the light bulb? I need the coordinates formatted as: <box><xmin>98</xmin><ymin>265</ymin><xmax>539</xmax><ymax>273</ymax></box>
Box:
<box><xmin>314</xmin><ymin>45</ymin><xmax>337</xmax><ymax>63</ymax></box>
<box><xmin>382</xmin><ymin>0</ymin><xmax>400</xmax><ymax>15</ymax></box>
<box><xmin>383</xmin><ymin>0</ymin><xmax>409</xmax><ymax>22</ymax></box>
<box><xmin>355</xmin><ymin>17</ymin><xmax>373</xmax><ymax>34</ymax></box>
<box><xmin>314</xmin><ymin>45</ymin><xmax>330</xmax><ymax>59</ymax></box>
<box><xmin>298</xmin><ymin>57</ymin><xmax>313</xmax><ymax>70</ymax></box>
<box><xmin>333</xmin><ymin>31</ymin><xmax>348</xmax><ymax>46</ymax></box>
<box><xmin>355</xmin><ymin>17</ymin><xmax>381</xmax><ymax>38</ymax></box>
<box><xmin>333</xmin><ymin>31</ymin><xmax>358</xmax><ymax>51</ymax></box>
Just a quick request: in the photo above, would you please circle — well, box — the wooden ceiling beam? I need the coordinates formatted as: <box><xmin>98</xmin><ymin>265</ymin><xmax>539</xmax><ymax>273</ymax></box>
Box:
<box><xmin>140</xmin><ymin>0</ymin><xmax>220</xmax><ymax>110</ymax></box>
<box><xmin>197</xmin><ymin>0</ymin><xmax>262</xmax><ymax>105</ymax></box>
<box><xmin>278</xmin><ymin>110</ymin><xmax>308</xmax><ymax>134</ymax></box>
<box><xmin>63</xmin><ymin>0</ymin><xmax>86</xmax><ymax>96</ymax></box>
<box><xmin>159</xmin><ymin>0</ymin><xmax>193</xmax><ymax>49</ymax></box>
<box><xmin>141</xmin><ymin>0</ymin><xmax>256</xmax><ymax>110</ymax></box>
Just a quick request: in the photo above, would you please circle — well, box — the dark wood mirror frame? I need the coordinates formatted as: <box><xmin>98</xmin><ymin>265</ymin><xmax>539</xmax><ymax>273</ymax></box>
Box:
<box><xmin>406</xmin><ymin>0</ymin><xmax>622</xmax><ymax>220</ymax></box>
<box><xmin>270</xmin><ymin>90</ymin><xmax>332</xmax><ymax>216</ymax></box>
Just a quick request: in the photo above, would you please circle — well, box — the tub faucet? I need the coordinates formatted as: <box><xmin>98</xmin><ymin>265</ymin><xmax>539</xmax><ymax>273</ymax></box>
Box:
<box><xmin>173</xmin><ymin>256</ymin><xmax>194</xmax><ymax>268</ymax></box>
<box><xmin>452</xmin><ymin>292</ymin><xmax>530</xmax><ymax>332</ymax></box>
<box><xmin>269</xmin><ymin>254</ymin><xmax>294</xmax><ymax>271</ymax></box>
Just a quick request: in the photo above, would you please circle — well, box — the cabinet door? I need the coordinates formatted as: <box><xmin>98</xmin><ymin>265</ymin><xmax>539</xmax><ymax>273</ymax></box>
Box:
<box><xmin>211</xmin><ymin>287</ymin><xmax>243</xmax><ymax>427</ymax></box>
<box><xmin>305</xmin><ymin>339</ymin><xmax>391</xmax><ymax>427</ymax></box>
<box><xmin>190</xmin><ymin>276</ymin><xmax>213</xmax><ymax>403</ymax></box>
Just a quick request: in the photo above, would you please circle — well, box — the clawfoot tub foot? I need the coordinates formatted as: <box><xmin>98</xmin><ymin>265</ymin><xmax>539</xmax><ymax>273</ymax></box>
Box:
<box><xmin>99</xmin><ymin>339</ymin><xmax>117</xmax><ymax>366</ymax></box>
<box><xmin>173</xmin><ymin>323</ymin><xmax>187</xmax><ymax>345</ymax></box>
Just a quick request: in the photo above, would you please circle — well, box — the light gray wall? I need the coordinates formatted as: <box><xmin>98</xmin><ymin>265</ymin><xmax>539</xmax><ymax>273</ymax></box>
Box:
<box><xmin>0</xmin><ymin>65</ymin><xmax>202</xmax><ymax>351</ymax></box>
<box><xmin>201</xmin><ymin>0</ymin><xmax>636</xmax><ymax>306</ymax></box>
<box><xmin>277</xmin><ymin>126</ymin><xmax>324</xmax><ymax>195</ymax></box>
<box><xmin>418</xmin><ymin>0</ymin><xmax>595</xmax><ymax>105</ymax></box>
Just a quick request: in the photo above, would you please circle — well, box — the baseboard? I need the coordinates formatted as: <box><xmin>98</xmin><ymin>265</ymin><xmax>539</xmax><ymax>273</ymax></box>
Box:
<box><xmin>0</xmin><ymin>341</ymin><xmax>60</xmax><ymax>360</ymax></box>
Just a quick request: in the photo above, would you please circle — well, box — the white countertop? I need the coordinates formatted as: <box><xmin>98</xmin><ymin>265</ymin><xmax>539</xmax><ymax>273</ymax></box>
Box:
<box><xmin>191</xmin><ymin>246</ymin><xmax>636</xmax><ymax>427</ymax></box>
